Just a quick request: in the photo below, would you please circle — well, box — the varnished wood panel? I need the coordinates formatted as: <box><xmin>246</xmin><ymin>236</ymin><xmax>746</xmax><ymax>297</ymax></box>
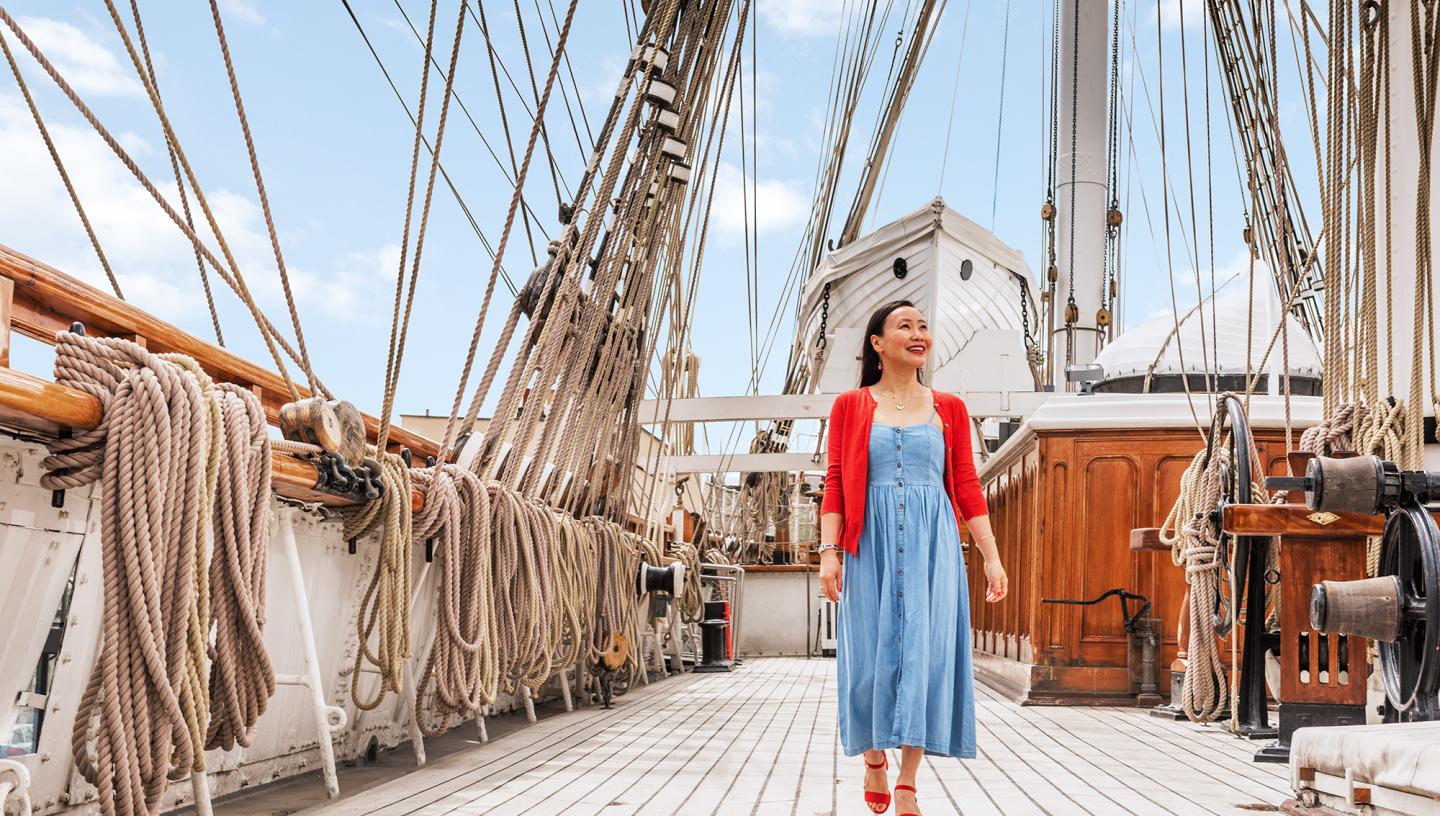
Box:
<box><xmin>976</xmin><ymin>426</ymin><xmax>1297</xmax><ymax>704</ymax></box>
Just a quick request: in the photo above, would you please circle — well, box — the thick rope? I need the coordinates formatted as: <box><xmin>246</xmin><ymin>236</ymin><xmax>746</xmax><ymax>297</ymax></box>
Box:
<box><xmin>206</xmin><ymin>0</ymin><xmax>324</xmax><ymax>396</ymax></box>
<box><xmin>412</xmin><ymin>464</ymin><xmax>495</xmax><ymax>734</ymax></box>
<box><xmin>42</xmin><ymin>332</ymin><xmax>209</xmax><ymax>815</ymax></box>
<box><xmin>336</xmin><ymin>450</ymin><xmax>413</xmax><ymax>710</ymax></box>
<box><xmin>204</xmin><ymin>383</ymin><xmax>275</xmax><ymax>750</ymax></box>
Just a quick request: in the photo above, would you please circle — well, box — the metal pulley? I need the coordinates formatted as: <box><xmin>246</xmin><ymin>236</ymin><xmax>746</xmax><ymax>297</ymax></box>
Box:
<box><xmin>1095</xmin><ymin>307</ymin><xmax>1112</xmax><ymax>328</ymax></box>
<box><xmin>1106</xmin><ymin>207</ymin><xmax>1123</xmax><ymax>227</ymax></box>
<box><xmin>1040</xmin><ymin>201</ymin><xmax>1056</xmax><ymax>221</ymax></box>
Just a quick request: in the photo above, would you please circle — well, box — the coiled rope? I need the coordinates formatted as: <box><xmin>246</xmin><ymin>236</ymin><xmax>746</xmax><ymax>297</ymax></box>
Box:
<box><xmin>39</xmin><ymin>331</ymin><xmax>273</xmax><ymax>815</ymax></box>
<box><xmin>334</xmin><ymin>450</ymin><xmax>413</xmax><ymax>710</ymax></box>
<box><xmin>411</xmin><ymin>464</ymin><xmax>495</xmax><ymax>734</ymax></box>
<box><xmin>204</xmin><ymin>383</ymin><xmax>276</xmax><ymax>750</ymax></box>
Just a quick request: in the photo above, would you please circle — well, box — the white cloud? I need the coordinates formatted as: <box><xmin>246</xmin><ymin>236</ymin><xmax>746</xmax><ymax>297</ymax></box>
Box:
<box><xmin>0</xmin><ymin>92</ymin><xmax>391</xmax><ymax>328</ymax></box>
<box><xmin>219</xmin><ymin>0</ymin><xmax>266</xmax><ymax>26</ymax></box>
<box><xmin>711</xmin><ymin>162</ymin><xmax>807</xmax><ymax>234</ymax></box>
<box><xmin>1156</xmin><ymin>0</ymin><xmax>1204</xmax><ymax>31</ymax></box>
<box><xmin>760</xmin><ymin>0</ymin><xmax>845</xmax><ymax>37</ymax></box>
<box><xmin>15</xmin><ymin>16</ymin><xmax>143</xmax><ymax>98</ymax></box>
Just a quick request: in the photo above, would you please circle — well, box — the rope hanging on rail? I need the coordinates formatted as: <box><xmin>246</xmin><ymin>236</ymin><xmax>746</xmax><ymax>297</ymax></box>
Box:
<box><xmin>335</xmin><ymin>449</ymin><xmax>413</xmax><ymax>710</ymax></box>
<box><xmin>39</xmin><ymin>330</ymin><xmax>275</xmax><ymax>816</ymax></box>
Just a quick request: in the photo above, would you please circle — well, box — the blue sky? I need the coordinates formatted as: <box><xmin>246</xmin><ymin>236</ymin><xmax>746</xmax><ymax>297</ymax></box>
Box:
<box><xmin>0</xmin><ymin>1</ymin><xmax>1319</xmax><ymax>452</ymax></box>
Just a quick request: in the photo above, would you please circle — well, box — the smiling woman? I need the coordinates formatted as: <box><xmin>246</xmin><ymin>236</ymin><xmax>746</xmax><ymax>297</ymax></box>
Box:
<box><xmin>816</xmin><ymin>299</ymin><xmax>1008</xmax><ymax>816</ymax></box>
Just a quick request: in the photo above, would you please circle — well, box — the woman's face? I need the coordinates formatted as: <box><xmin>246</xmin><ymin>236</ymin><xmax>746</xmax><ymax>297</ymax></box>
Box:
<box><xmin>871</xmin><ymin>305</ymin><xmax>931</xmax><ymax>372</ymax></box>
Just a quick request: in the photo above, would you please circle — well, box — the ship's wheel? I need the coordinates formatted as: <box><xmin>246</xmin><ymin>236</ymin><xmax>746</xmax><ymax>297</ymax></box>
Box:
<box><xmin>1205</xmin><ymin>393</ymin><xmax>1277</xmax><ymax>737</ymax></box>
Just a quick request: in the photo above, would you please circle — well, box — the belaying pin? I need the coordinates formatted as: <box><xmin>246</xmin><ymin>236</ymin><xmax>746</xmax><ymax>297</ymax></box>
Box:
<box><xmin>347</xmin><ymin>538</ymin><xmax>357</xmax><ymax>555</ymax></box>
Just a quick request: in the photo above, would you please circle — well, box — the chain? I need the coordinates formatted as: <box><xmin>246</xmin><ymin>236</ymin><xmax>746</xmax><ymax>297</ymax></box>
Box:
<box><xmin>816</xmin><ymin>281</ymin><xmax>830</xmax><ymax>350</ymax></box>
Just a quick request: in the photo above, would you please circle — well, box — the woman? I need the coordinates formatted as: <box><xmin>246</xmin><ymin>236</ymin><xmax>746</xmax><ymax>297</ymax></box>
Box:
<box><xmin>818</xmin><ymin>300</ymin><xmax>1007</xmax><ymax>816</ymax></box>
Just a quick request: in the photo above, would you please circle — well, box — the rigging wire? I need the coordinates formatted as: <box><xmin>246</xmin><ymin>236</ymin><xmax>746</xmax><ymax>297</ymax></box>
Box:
<box><xmin>340</xmin><ymin>0</ymin><xmax>519</xmax><ymax>296</ymax></box>
<box><xmin>937</xmin><ymin>0</ymin><xmax>974</xmax><ymax>193</ymax></box>
<box><xmin>989</xmin><ymin>0</ymin><xmax>1012</xmax><ymax>231</ymax></box>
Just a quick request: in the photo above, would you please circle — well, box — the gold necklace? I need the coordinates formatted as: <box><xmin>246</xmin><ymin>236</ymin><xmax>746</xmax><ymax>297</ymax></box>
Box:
<box><xmin>874</xmin><ymin>386</ymin><xmax>923</xmax><ymax>411</ymax></box>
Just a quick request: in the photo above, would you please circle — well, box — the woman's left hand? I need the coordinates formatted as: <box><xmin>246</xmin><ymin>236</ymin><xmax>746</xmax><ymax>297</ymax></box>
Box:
<box><xmin>983</xmin><ymin>560</ymin><xmax>1008</xmax><ymax>603</ymax></box>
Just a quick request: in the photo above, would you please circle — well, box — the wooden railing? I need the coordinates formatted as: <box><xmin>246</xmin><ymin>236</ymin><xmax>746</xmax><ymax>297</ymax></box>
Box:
<box><xmin>0</xmin><ymin>244</ymin><xmax>434</xmax><ymax>508</ymax></box>
<box><xmin>0</xmin><ymin>244</ymin><xmax>439</xmax><ymax>459</ymax></box>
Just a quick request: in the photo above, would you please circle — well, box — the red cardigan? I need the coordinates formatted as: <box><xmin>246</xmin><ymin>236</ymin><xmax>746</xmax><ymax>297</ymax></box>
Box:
<box><xmin>820</xmin><ymin>387</ymin><xmax>989</xmax><ymax>556</ymax></box>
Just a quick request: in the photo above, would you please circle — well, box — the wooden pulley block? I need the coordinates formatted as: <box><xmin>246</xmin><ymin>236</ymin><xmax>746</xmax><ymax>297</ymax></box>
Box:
<box><xmin>1110</xmin><ymin>279</ymin><xmax>1118</xmax><ymax>298</ymax></box>
<box><xmin>1047</xmin><ymin>264</ymin><xmax>1058</xmax><ymax>283</ymax></box>
<box><xmin>1107</xmin><ymin>207</ymin><xmax>1123</xmax><ymax>227</ymax></box>
<box><xmin>1040</xmin><ymin>202</ymin><xmax>1056</xmax><ymax>221</ymax></box>
<box><xmin>1096</xmin><ymin>307</ymin><xmax>1112</xmax><ymax>328</ymax></box>
<box><xmin>1064</xmin><ymin>302</ymin><xmax>1079</xmax><ymax>324</ymax></box>
<box><xmin>1243</xmin><ymin>225</ymin><xmax>1254</xmax><ymax>246</ymax></box>
<box><xmin>602</xmin><ymin>632</ymin><xmax>629</xmax><ymax>670</ymax></box>
<box><xmin>1040</xmin><ymin>291</ymin><xmax>1051</xmax><ymax>304</ymax></box>
<box><xmin>278</xmin><ymin>397</ymin><xmax>367</xmax><ymax>467</ymax></box>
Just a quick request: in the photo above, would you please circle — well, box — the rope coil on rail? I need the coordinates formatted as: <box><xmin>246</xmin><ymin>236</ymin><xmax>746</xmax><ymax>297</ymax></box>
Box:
<box><xmin>411</xmin><ymin>464</ymin><xmax>496</xmax><ymax>733</ymax></box>
<box><xmin>39</xmin><ymin>331</ymin><xmax>275</xmax><ymax>815</ymax></box>
<box><xmin>335</xmin><ymin>449</ymin><xmax>413</xmax><ymax>711</ymax></box>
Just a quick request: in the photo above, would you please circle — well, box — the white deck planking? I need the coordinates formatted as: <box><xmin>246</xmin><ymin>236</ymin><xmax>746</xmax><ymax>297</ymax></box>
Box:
<box><xmin>295</xmin><ymin>657</ymin><xmax>1290</xmax><ymax>816</ymax></box>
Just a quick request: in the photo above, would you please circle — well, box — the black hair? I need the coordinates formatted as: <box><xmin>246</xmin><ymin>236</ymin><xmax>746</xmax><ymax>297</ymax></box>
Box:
<box><xmin>858</xmin><ymin>299</ymin><xmax>926</xmax><ymax>388</ymax></box>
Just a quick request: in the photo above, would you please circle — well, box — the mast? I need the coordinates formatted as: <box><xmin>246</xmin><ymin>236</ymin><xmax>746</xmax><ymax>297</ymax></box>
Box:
<box><xmin>1050</xmin><ymin>0</ymin><xmax>1110</xmax><ymax>388</ymax></box>
<box><xmin>1377</xmin><ymin>1</ymin><xmax>1440</xmax><ymax>467</ymax></box>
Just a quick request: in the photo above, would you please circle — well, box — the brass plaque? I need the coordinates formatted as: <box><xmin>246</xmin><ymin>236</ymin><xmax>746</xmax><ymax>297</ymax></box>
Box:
<box><xmin>1307</xmin><ymin>511</ymin><xmax>1341</xmax><ymax>526</ymax></box>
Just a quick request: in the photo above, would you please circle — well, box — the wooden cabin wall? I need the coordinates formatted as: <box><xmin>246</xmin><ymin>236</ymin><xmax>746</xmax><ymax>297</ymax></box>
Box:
<box><xmin>969</xmin><ymin>426</ymin><xmax>1294</xmax><ymax>705</ymax></box>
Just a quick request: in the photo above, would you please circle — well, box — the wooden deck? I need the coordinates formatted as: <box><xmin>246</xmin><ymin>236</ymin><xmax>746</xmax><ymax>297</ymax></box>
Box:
<box><xmin>295</xmin><ymin>657</ymin><xmax>1291</xmax><ymax>815</ymax></box>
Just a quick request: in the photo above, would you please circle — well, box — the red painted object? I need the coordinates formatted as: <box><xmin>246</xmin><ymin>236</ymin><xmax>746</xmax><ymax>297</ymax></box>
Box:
<box><xmin>820</xmin><ymin>387</ymin><xmax>988</xmax><ymax>556</ymax></box>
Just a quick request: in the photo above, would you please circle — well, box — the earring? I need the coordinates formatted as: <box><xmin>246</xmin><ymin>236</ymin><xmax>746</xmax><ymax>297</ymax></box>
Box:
<box><xmin>878</xmin><ymin>359</ymin><xmax>883</xmax><ymax>371</ymax></box>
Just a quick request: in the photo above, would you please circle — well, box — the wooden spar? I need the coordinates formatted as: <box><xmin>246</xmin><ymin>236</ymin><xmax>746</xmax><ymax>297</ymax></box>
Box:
<box><xmin>0</xmin><ymin>366</ymin><xmax>423</xmax><ymax>510</ymax></box>
<box><xmin>0</xmin><ymin>243</ymin><xmax>440</xmax><ymax>461</ymax></box>
<box><xmin>1220</xmin><ymin>503</ymin><xmax>1412</xmax><ymax>537</ymax></box>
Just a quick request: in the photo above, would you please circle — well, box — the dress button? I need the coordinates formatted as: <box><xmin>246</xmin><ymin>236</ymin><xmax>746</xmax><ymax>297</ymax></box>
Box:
<box><xmin>898</xmin><ymin>547</ymin><xmax>904</xmax><ymax>553</ymax></box>
<box><xmin>898</xmin><ymin>523</ymin><xmax>904</xmax><ymax>530</ymax></box>
<box><xmin>898</xmin><ymin>568</ymin><xmax>904</xmax><ymax>575</ymax></box>
<box><xmin>898</xmin><ymin>480</ymin><xmax>904</xmax><ymax>487</ymax></box>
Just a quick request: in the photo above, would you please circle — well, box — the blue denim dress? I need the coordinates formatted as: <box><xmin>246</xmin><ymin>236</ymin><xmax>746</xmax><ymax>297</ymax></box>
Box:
<box><xmin>835</xmin><ymin>417</ymin><xmax>976</xmax><ymax>758</ymax></box>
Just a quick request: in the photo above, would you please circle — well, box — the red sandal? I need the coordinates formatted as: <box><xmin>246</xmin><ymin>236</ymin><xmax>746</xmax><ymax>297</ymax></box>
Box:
<box><xmin>863</xmin><ymin>752</ymin><xmax>890</xmax><ymax>813</ymax></box>
<box><xmin>894</xmin><ymin>783</ymin><xmax>920</xmax><ymax>816</ymax></box>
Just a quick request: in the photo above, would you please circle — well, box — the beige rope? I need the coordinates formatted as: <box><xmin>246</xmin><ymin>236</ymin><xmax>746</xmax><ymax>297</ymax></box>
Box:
<box><xmin>0</xmin><ymin>26</ymin><xmax>122</xmax><ymax>299</ymax></box>
<box><xmin>203</xmin><ymin>383</ymin><xmax>276</xmax><ymax>750</ymax></box>
<box><xmin>412</xmin><ymin>464</ymin><xmax>495</xmax><ymax>733</ymax></box>
<box><xmin>42</xmin><ymin>332</ymin><xmax>210</xmax><ymax>815</ymax></box>
<box><xmin>336</xmin><ymin>450</ymin><xmax>413</xmax><ymax>710</ymax></box>
<box><xmin>206</xmin><ymin>0</ymin><xmax>325</xmax><ymax>397</ymax></box>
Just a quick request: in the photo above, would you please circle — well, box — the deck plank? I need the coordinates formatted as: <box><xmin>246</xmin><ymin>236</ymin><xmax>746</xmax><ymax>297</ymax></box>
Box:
<box><xmin>299</xmin><ymin>657</ymin><xmax>1290</xmax><ymax>816</ymax></box>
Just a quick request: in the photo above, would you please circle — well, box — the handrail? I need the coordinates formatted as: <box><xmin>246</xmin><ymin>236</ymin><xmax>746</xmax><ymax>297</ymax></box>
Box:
<box><xmin>0</xmin><ymin>243</ymin><xmax>439</xmax><ymax>460</ymax></box>
<box><xmin>0</xmin><ymin>365</ymin><xmax>421</xmax><ymax>510</ymax></box>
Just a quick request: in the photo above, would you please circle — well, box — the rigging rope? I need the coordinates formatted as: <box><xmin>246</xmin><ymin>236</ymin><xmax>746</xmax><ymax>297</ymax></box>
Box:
<box><xmin>0</xmin><ymin>28</ymin><xmax>122</xmax><ymax>299</ymax></box>
<box><xmin>207</xmin><ymin>0</ymin><xmax>324</xmax><ymax>398</ymax></box>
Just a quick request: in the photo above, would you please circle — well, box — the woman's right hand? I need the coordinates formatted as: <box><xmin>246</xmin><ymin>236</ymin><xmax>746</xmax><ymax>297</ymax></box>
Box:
<box><xmin>819</xmin><ymin>549</ymin><xmax>843</xmax><ymax>602</ymax></box>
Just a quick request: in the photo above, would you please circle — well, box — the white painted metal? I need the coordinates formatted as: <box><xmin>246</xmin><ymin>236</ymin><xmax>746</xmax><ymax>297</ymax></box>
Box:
<box><xmin>734</xmin><ymin>571</ymin><xmax>814</xmax><ymax>656</ymax></box>
<box><xmin>277</xmin><ymin>506</ymin><xmax>346</xmax><ymax>800</ymax></box>
<box><xmin>0</xmin><ymin>759</ymin><xmax>31</xmax><ymax>816</ymax></box>
<box><xmin>0</xmin><ymin>441</ymin><xmax>94</xmax><ymax>742</ymax></box>
<box><xmin>1052</xmin><ymin>0</ymin><xmax>1109</xmax><ymax>382</ymax></box>
<box><xmin>664</xmin><ymin>452</ymin><xmax>824</xmax><ymax>474</ymax></box>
